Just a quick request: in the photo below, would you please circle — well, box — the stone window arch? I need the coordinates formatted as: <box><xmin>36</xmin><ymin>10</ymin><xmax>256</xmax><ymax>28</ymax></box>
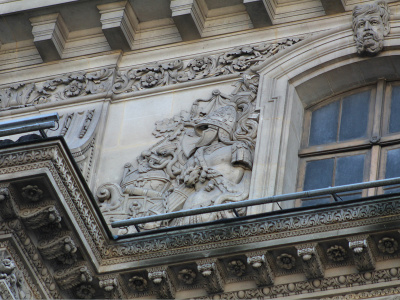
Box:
<box><xmin>297</xmin><ymin>79</ymin><xmax>400</xmax><ymax>206</ymax></box>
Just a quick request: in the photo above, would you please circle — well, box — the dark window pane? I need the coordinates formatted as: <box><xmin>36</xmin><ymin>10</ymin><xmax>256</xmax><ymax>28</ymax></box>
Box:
<box><xmin>335</xmin><ymin>154</ymin><xmax>365</xmax><ymax>186</ymax></box>
<box><xmin>383</xmin><ymin>148</ymin><xmax>400</xmax><ymax>194</ymax></box>
<box><xmin>385</xmin><ymin>148</ymin><xmax>400</xmax><ymax>179</ymax></box>
<box><xmin>339</xmin><ymin>91</ymin><xmax>370</xmax><ymax>141</ymax></box>
<box><xmin>309</xmin><ymin>101</ymin><xmax>339</xmax><ymax>146</ymax></box>
<box><xmin>389</xmin><ymin>86</ymin><xmax>400</xmax><ymax>133</ymax></box>
<box><xmin>304</xmin><ymin>158</ymin><xmax>334</xmax><ymax>190</ymax></box>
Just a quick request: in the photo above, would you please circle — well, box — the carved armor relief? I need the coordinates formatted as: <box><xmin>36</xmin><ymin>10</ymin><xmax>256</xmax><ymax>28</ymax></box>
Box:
<box><xmin>97</xmin><ymin>74</ymin><xmax>260</xmax><ymax>232</ymax></box>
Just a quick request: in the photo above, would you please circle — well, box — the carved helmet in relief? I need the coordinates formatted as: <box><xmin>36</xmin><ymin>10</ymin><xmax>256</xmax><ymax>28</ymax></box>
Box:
<box><xmin>194</xmin><ymin>105</ymin><xmax>237</xmax><ymax>139</ymax></box>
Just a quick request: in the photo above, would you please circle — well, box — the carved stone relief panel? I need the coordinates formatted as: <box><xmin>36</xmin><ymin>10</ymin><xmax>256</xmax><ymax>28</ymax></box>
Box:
<box><xmin>98</xmin><ymin>73</ymin><xmax>260</xmax><ymax>231</ymax></box>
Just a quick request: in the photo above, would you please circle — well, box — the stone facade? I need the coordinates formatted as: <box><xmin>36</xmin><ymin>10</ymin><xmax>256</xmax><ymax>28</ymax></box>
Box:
<box><xmin>0</xmin><ymin>0</ymin><xmax>400</xmax><ymax>299</ymax></box>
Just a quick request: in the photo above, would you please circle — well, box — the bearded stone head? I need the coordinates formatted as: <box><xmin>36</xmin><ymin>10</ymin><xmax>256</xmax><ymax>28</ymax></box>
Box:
<box><xmin>352</xmin><ymin>0</ymin><xmax>390</xmax><ymax>56</ymax></box>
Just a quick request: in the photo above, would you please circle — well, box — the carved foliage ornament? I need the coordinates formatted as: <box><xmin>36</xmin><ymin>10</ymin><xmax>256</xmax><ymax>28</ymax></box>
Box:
<box><xmin>0</xmin><ymin>69</ymin><xmax>113</xmax><ymax>111</ymax></box>
<box><xmin>112</xmin><ymin>38</ymin><xmax>302</xmax><ymax>94</ymax></box>
<box><xmin>352</xmin><ymin>0</ymin><xmax>390</xmax><ymax>55</ymax></box>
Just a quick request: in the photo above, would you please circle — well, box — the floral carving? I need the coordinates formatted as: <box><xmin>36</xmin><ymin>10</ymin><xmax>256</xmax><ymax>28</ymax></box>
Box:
<box><xmin>378</xmin><ymin>237</ymin><xmax>398</xmax><ymax>254</ymax></box>
<box><xmin>178</xmin><ymin>269</ymin><xmax>196</xmax><ymax>285</ymax></box>
<box><xmin>112</xmin><ymin>37</ymin><xmax>302</xmax><ymax>94</ymax></box>
<box><xmin>227</xmin><ymin>260</ymin><xmax>246</xmax><ymax>277</ymax></box>
<box><xmin>75</xmin><ymin>284</ymin><xmax>95</xmax><ymax>299</ymax></box>
<box><xmin>21</xmin><ymin>185</ymin><xmax>43</xmax><ymax>202</ymax></box>
<box><xmin>129</xmin><ymin>276</ymin><xmax>148</xmax><ymax>292</ymax></box>
<box><xmin>276</xmin><ymin>254</ymin><xmax>295</xmax><ymax>270</ymax></box>
<box><xmin>64</xmin><ymin>79</ymin><xmax>84</xmax><ymax>97</ymax></box>
<box><xmin>327</xmin><ymin>245</ymin><xmax>347</xmax><ymax>262</ymax></box>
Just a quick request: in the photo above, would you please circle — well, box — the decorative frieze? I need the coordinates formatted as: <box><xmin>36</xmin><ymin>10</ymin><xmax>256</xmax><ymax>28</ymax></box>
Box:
<box><xmin>112</xmin><ymin>37</ymin><xmax>302</xmax><ymax>94</ymax></box>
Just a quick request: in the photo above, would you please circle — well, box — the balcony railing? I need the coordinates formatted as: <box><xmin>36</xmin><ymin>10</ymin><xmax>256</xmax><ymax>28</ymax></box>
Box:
<box><xmin>111</xmin><ymin>177</ymin><xmax>400</xmax><ymax>238</ymax></box>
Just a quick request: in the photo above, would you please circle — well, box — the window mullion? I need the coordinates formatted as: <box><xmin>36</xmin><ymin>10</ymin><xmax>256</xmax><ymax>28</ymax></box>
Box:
<box><xmin>372</xmin><ymin>79</ymin><xmax>386</xmax><ymax>140</ymax></box>
<box><xmin>367</xmin><ymin>144</ymin><xmax>381</xmax><ymax>197</ymax></box>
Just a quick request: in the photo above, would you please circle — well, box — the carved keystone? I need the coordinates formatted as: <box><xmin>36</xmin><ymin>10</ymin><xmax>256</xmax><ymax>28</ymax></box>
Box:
<box><xmin>170</xmin><ymin>0</ymin><xmax>201</xmax><ymax>41</ymax></box>
<box><xmin>147</xmin><ymin>267</ymin><xmax>175</xmax><ymax>299</ymax></box>
<box><xmin>246</xmin><ymin>252</ymin><xmax>274</xmax><ymax>286</ymax></box>
<box><xmin>348</xmin><ymin>235</ymin><xmax>376</xmax><ymax>272</ymax></box>
<box><xmin>196</xmin><ymin>259</ymin><xmax>224</xmax><ymax>294</ymax></box>
<box><xmin>97</xmin><ymin>1</ymin><xmax>138</xmax><ymax>51</ymax></box>
<box><xmin>296</xmin><ymin>243</ymin><xmax>325</xmax><ymax>279</ymax></box>
<box><xmin>243</xmin><ymin>0</ymin><xmax>272</xmax><ymax>28</ymax></box>
<box><xmin>29</xmin><ymin>13</ymin><xmax>69</xmax><ymax>62</ymax></box>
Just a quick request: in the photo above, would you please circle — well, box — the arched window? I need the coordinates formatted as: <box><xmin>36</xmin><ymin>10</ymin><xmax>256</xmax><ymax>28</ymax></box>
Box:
<box><xmin>298</xmin><ymin>80</ymin><xmax>400</xmax><ymax>206</ymax></box>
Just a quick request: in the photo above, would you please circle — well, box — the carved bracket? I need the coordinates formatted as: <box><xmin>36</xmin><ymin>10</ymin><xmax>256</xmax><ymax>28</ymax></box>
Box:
<box><xmin>54</xmin><ymin>264</ymin><xmax>93</xmax><ymax>290</ymax></box>
<box><xmin>296</xmin><ymin>243</ymin><xmax>325</xmax><ymax>280</ymax></box>
<box><xmin>246</xmin><ymin>252</ymin><xmax>274</xmax><ymax>286</ymax></box>
<box><xmin>348</xmin><ymin>235</ymin><xmax>376</xmax><ymax>272</ymax></box>
<box><xmin>37</xmin><ymin>234</ymin><xmax>77</xmax><ymax>262</ymax></box>
<box><xmin>20</xmin><ymin>205</ymin><xmax>61</xmax><ymax>231</ymax></box>
<box><xmin>147</xmin><ymin>266</ymin><xmax>176</xmax><ymax>299</ymax></box>
<box><xmin>196</xmin><ymin>259</ymin><xmax>225</xmax><ymax>294</ymax></box>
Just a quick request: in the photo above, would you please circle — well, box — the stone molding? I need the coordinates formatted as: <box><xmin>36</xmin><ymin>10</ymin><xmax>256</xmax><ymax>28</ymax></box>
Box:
<box><xmin>194</xmin><ymin>266</ymin><xmax>400</xmax><ymax>299</ymax></box>
<box><xmin>0</xmin><ymin>37</ymin><xmax>302</xmax><ymax>113</ymax></box>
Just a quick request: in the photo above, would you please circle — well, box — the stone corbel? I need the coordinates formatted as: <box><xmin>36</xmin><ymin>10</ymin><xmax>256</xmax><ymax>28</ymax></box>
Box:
<box><xmin>29</xmin><ymin>13</ymin><xmax>69</xmax><ymax>62</ymax></box>
<box><xmin>97</xmin><ymin>1</ymin><xmax>138</xmax><ymax>51</ymax></box>
<box><xmin>19</xmin><ymin>205</ymin><xmax>61</xmax><ymax>231</ymax></box>
<box><xmin>196</xmin><ymin>259</ymin><xmax>225</xmax><ymax>294</ymax></box>
<box><xmin>54</xmin><ymin>265</ymin><xmax>93</xmax><ymax>290</ymax></box>
<box><xmin>37</xmin><ymin>234</ymin><xmax>77</xmax><ymax>261</ymax></box>
<box><xmin>0</xmin><ymin>188</ymin><xmax>16</xmax><ymax>220</ymax></box>
<box><xmin>243</xmin><ymin>0</ymin><xmax>272</xmax><ymax>28</ymax></box>
<box><xmin>99</xmin><ymin>277</ymin><xmax>119</xmax><ymax>299</ymax></box>
<box><xmin>296</xmin><ymin>243</ymin><xmax>325</xmax><ymax>280</ymax></box>
<box><xmin>348</xmin><ymin>235</ymin><xmax>376</xmax><ymax>272</ymax></box>
<box><xmin>246</xmin><ymin>252</ymin><xmax>274</xmax><ymax>286</ymax></box>
<box><xmin>170</xmin><ymin>0</ymin><xmax>201</xmax><ymax>41</ymax></box>
<box><xmin>147</xmin><ymin>266</ymin><xmax>176</xmax><ymax>299</ymax></box>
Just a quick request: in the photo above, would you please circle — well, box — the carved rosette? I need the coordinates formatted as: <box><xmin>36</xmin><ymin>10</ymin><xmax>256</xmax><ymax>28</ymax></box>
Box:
<box><xmin>326</xmin><ymin>245</ymin><xmax>347</xmax><ymax>262</ymax></box>
<box><xmin>276</xmin><ymin>253</ymin><xmax>296</xmax><ymax>270</ymax></box>
<box><xmin>227</xmin><ymin>260</ymin><xmax>246</xmax><ymax>277</ymax></box>
<box><xmin>177</xmin><ymin>269</ymin><xmax>196</xmax><ymax>285</ymax></box>
<box><xmin>378</xmin><ymin>237</ymin><xmax>398</xmax><ymax>254</ymax></box>
<box><xmin>21</xmin><ymin>185</ymin><xmax>43</xmax><ymax>202</ymax></box>
<box><xmin>128</xmin><ymin>275</ymin><xmax>148</xmax><ymax>293</ymax></box>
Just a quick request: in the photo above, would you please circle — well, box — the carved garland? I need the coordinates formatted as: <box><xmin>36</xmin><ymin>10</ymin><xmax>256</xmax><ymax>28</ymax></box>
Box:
<box><xmin>0</xmin><ymin>37</ymin><xmax>303</xmax><ymax>111</ymax></box>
